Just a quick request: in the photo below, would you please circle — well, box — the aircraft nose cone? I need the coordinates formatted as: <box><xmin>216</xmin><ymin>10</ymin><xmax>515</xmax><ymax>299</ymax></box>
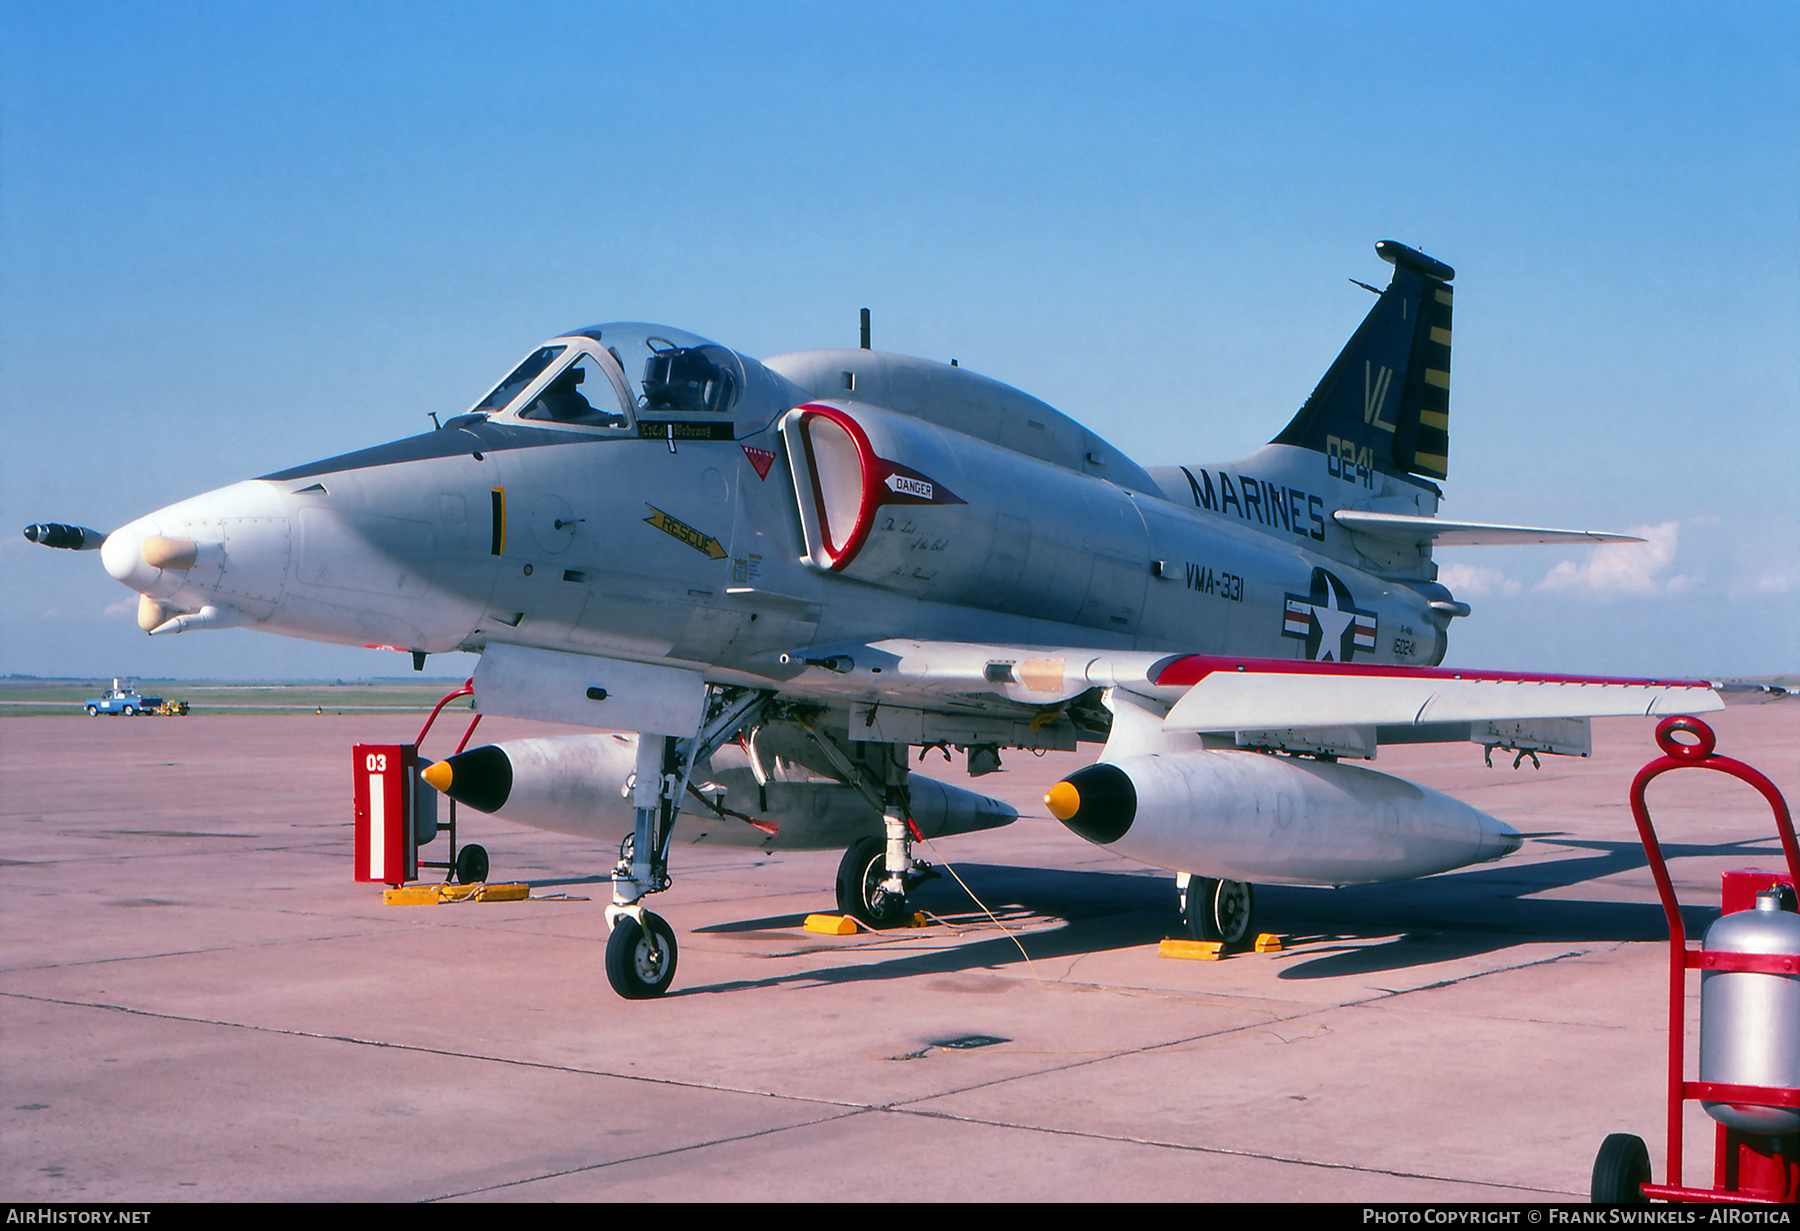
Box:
<box><xmin>1046</xmin><ymin>762</ymin><xmax>1138</xmax><ymax>845</ymax></box>
<box><xmin>101</xmin><ymin>518</ymin><xmax>158</xmax><ymax>589</ymax></box>
<box><xmin>99</xmin><ymin>481</ymin><xmax>294</xmax><ymax>625</ymax></box>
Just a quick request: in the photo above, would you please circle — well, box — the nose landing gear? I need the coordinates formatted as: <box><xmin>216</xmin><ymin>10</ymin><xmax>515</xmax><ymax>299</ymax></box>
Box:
<box><xmin>601</xmin><ymin>688</ymin><xmax>775</xmax><ymax>1000</ymax></box>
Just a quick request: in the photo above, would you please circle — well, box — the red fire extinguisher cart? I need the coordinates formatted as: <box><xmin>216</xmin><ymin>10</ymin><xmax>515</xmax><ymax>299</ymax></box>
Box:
<box><xmin>1592</xmin><ymin>715</ymin><xmax>1800</xmax><ymax>1203</ymax></box>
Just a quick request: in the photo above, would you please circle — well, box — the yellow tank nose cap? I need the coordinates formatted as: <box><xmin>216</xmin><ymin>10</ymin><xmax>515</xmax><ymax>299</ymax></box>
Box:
<box><xmin>421</xmin><ymin>760</ymin><xmax>453</xmax><ymax>791</ymax></box>
<box><xmin>1044</xmin><ymin>781</ymin><xmax>1080</xmax><ymax>821</ymax></box>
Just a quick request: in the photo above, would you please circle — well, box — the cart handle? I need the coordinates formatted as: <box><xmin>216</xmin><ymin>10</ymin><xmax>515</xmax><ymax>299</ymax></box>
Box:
<box><xmin>415</xmin><ymin>678</ymin><xmax>481</xmax><ymax>754</ymax></box>
<box><xmin>1630</xmin><ymin>716</ymin><xmax>1799</xmax><ymax>956</ymax></box>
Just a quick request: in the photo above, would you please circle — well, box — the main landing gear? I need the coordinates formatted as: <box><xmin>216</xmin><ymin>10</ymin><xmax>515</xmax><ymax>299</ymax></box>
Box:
<box><xmin>835</xmin><ymin>835</ymin><xmax>937</xmax><ymax>928</ymax></box>
<box><xmin>796</xmin><ymin>734</ymin><xmax>928</xmax><ymax>930</ymax></box>
<box><xmin>1179</xmin><ymin>873</ymin><xmax>1256</xmax><ymax>947</ymax></box>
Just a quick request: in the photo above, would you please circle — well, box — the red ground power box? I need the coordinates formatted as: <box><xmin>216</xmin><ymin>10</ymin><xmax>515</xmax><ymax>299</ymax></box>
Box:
<box><xmin>353</xmin><ymin>743</ymin><xmax>419</xmax><ymax>885</ymax></box>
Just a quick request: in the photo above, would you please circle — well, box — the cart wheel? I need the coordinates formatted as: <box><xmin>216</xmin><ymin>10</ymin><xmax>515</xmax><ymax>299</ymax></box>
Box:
<box><xmin>1591</xmin><ymin>1132</ymin><xmax>1650</xmax><ymax>1203</ymax></box>
<box><xmin>454</xmin><ymin>843</ymin><xmax>489</xmax><ymax>885</ymax></box>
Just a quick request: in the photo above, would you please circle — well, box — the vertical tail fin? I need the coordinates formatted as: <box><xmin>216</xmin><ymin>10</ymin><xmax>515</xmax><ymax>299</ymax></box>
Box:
<box><xmin>1272</xmin><ymin>240</ymin><xmax>1454</xmax><ymax>483</ymax></box>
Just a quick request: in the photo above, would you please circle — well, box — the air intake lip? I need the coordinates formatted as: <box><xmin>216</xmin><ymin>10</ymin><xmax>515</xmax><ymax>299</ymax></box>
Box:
<box><xmin>1045</xmin><ymin>762</ymin><xmax>1138</xmax><ymax>845</ymax></box>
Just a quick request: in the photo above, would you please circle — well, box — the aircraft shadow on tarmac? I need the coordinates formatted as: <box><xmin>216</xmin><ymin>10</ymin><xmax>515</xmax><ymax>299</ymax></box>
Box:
<box><xmin>675</xmin><ymin>834</ymin><xmax>1790</xmax><ymax>994</ymax></box>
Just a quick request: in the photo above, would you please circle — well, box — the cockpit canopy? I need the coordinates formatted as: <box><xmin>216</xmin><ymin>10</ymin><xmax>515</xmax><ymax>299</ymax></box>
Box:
<box><xmin>464</xmin><ymin>323</ymin><xmax>749</xmax><ymax>431</ymax></box>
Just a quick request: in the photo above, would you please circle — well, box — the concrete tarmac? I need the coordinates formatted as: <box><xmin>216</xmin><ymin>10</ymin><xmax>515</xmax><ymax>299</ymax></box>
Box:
<box><xmin>4</xmin><ymin>703</ymin><xmax>1796</xmax><ymax>1203</ymax></box>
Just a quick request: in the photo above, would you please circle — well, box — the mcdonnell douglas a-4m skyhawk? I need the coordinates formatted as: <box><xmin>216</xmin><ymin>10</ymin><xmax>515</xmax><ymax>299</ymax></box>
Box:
<box><xmin>30</xmin><ymin>241</ymin><xmax>1721</xmax><ymax>999</ymax></box>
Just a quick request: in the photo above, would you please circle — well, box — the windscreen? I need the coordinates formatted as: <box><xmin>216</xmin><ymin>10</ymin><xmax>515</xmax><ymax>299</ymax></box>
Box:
<box><xmin>517</xmin><ymin>351</ymin><xmax>630</xmax><ymax>427</ymax></box>
<box><xmin>472</xmin><ymin>346</ymin><xmax>566</xmax><ymax>413</ymax></box>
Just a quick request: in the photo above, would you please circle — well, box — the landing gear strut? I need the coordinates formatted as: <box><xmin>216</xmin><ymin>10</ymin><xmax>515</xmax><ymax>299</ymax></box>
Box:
<box><xmin>1181</xmin><ymin>874</ymin><xmax>1256</xmax><ymax>946</ymax></box>
<box><xmin>605</xmin><ymin>733</ymin><xmax>688</xmax><ymax>1000</ymax></box>
<box><xmin>801</xmin><ymin>735</ymin><xmax>925</xmax><ymax>929</ymax></box>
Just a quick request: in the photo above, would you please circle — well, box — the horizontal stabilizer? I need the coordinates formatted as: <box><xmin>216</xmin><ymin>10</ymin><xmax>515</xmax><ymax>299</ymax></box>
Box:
<box><xmin>1332</xmin><ymin>510</ymin><xmax>1645</xmax><ymax>547</ymax></box>
<box><xmin>1163</xmin><ymin>669</ymin><xmax>1721</xmax><ymax>733</ymax></box>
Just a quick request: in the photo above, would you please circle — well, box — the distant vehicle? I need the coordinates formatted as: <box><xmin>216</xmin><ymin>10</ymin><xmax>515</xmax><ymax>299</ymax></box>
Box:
<box><xmin>84</xmin><ymin>679</ymin><xmax>187</xmax><ymax>717</ymax></box>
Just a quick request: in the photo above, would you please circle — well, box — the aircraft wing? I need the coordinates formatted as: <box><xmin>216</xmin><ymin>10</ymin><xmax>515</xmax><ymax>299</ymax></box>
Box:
<box><xmin>1153</xmin><ymin>656</ymin><xmax>1721</xmax><ymax>731</ymax></box>
<box><xmin>771</xmin><ymin>639</ymin><xmax>1722</xmax><ymax>739</ymax></box>
<box><xmin>1332</xmin><ymin>510</ymin><xmax>1644</xmax><ymax>547</ymax></box>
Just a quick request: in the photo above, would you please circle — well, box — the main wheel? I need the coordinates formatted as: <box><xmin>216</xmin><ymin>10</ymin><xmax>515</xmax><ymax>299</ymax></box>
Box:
<box><xmin>1183</xmin><ymin>876</ymin><xmax>1221</xmax><ymax>941</ymax></box>
<box><xmin>453</xmin><ymin>843</ymin><xmax>489</xmax><ymax>885</ymax></box>
<box><xmin>1211</xmin><ymin>879</ymin><xmax>1255</xmax><ymax>946</ymax></box>
<box><xmin>605</xmin><ymin>911</ymin><xmax>678</xmax><ymax>999</ymax></box>
<box><xmin>1185</xmin><ymin>877</ymin><xmax>1255</xmax><ymax>946</ymax></box>
<box><xmin>836</xmin><ymin>836</ymin><xmax>909</xmax><ymax>928</ymax></box>
<box><xmin>1590</xmin><ymin>1132</ymin><xmax>1650</xmax><ymax>1203</ymax></box>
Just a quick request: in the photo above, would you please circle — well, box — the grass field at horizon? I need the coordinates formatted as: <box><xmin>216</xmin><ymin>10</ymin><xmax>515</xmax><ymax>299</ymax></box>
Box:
<box><xmin>0</xmin><ymin>677</ymin><xmax>475</xmax><ymax>717</ymax></box>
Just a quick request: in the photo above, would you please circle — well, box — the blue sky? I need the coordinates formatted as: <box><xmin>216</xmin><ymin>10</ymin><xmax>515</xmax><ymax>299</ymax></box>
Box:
<box><xmin>3</xmin><ymin>1</ymin><xmax>1794</xmax><ymax>679</ymax></box>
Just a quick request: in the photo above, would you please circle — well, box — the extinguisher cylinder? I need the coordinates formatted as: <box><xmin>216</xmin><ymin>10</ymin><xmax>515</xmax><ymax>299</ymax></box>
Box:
<box><xmin>1700</xmin><ymin>889</ymin><xmax>1800</xmax><ymax>1134</ymax></box>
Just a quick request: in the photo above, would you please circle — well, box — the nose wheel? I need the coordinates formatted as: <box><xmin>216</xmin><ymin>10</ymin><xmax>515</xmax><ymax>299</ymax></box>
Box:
<box><xmin>605</xmin><ymin>910</ymin><xmax>678</xmax><ymax>999</ymax></box>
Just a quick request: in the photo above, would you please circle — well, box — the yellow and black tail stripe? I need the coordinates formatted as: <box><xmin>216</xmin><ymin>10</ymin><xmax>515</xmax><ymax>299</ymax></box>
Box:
<box><xmin>1408</xmin><ymin>287</ymin><xmax>1453</xmax><ymax>479</ymax></box>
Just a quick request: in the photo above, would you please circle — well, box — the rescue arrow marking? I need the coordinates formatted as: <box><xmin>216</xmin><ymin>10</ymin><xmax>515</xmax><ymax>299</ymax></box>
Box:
<box><xmin>643</xmin><ymin>503</ymin><xmax>727</xmax><ymax>560</ymax></box>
